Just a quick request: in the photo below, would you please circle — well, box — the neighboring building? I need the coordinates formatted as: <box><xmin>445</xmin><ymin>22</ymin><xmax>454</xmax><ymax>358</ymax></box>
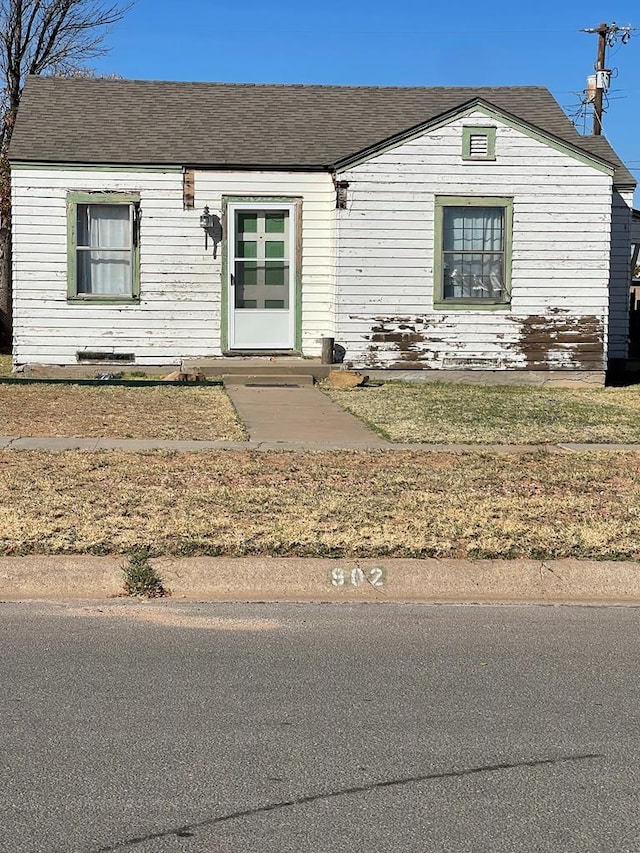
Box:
<box><xmin>628</xmin><ymin>210</ymin><xmax>640</xmax><ymax>359</ymax></box>
<box><xmin>8</xmin><ymin>77</ymin><xmax>637</xmax><ymax>380</ymax></box>
<box><xmin>631</xmin><ymin>210</ymin><xmax>640</xmax><ymax>279</ymax></box>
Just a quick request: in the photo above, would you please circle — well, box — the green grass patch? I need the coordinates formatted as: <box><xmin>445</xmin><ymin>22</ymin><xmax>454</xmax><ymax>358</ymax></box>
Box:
<box><xmin>324</xmin><ymin>381</ymin><xmax>640</xmax><ymax>444</ymax></box>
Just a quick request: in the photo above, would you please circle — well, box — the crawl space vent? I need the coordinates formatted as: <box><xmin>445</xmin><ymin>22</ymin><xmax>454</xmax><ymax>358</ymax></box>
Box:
<box><xmin>77</xmin><ymin>351</ymin><xmax>135</xmax><ymax>363</ymax></box>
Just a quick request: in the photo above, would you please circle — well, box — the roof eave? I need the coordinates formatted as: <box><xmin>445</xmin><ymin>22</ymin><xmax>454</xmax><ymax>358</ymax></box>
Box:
<box><xmin>187</xmin><ymin>163</ymin><xmax>331</xmax><ymax>172</ymax></box>
<box><xmin>9</xmin><ymin>157</ymin><xmax>332</xmax><ymax>172</ymax></box>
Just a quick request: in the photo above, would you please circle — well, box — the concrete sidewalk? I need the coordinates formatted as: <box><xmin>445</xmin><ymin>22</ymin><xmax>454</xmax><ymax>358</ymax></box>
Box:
<box><xmin>2</xmin><ymin>435</ymin><xmax>640</xmax><ymax>452</ymax></box>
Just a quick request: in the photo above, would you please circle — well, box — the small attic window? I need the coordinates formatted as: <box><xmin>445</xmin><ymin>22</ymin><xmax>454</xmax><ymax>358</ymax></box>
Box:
<box><xmin>462</xmin><ymin>127</ymin><xmax>496</xmax><ymax>161</ymax></box>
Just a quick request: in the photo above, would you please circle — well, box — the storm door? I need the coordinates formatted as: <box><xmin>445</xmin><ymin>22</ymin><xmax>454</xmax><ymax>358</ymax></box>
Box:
<box><xmin>228</xmin><ymin>205</ymin><xmax>295</xmax><ymax>350</ymax></box>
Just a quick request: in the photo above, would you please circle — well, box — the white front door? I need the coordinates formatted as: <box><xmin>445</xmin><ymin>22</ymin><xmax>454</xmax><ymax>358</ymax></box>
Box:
<box><xmin>228</xmin><ymin>204</ymin><xmax>296</xmax><ymax>350</ymax></box>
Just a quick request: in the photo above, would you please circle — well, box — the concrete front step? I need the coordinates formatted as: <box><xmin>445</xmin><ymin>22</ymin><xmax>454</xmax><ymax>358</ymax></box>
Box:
<box><xmin>222</xmin><ymin>374</ymin><xmax>314</xmax><ymax>387</ymax></box>
<box><xmin>183</xmin><ymin>357</ymin><xmax>332</xmax><ymax>380</ymax></box>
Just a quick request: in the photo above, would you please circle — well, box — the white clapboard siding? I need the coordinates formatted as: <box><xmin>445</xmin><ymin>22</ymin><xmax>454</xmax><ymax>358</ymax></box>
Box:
<box><xmin>334</xmin><ymin>110</ymin><xmax>623</xmax><ymax>372</ymax></box>
<box><xmin>12</xmin><ymin>168</ymin><xmax>335</xmax><ymax>364</ymax></box>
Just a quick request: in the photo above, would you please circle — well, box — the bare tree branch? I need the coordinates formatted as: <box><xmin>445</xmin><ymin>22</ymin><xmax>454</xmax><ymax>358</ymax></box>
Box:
<box><xmin>0</xmin><ymin>0</ymin><xmax>134</xmax><ymax>348</ymax></box>
<box><xmin>0</xmin><ymin>0</ymin><xmax>131</xmax><ymax>111</ymax></box>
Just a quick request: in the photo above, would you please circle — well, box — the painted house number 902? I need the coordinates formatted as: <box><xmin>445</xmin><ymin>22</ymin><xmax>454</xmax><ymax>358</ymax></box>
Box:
<box><xmin>330</xmin><ymin>567</ymin><xmax>385</xmax><ymax>588</ymax></box>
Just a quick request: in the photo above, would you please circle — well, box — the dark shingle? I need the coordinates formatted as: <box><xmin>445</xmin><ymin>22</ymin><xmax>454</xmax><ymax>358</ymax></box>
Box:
<box><xmin>7</xmin><ymin>76</ymin><xmax>634</xmax><ymax>187</ymax></box>
<box><xmin>575</xmin><ymin>135</ymin><xmax>636</xmax><ymax>189</ymax></box>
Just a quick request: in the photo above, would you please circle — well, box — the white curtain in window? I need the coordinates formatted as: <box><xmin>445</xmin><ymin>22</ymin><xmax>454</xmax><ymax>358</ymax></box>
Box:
<box><xmin>443</xmin><ymin>207</ymin><xmax>504</xmax><ymax>298</ymax></box>
<box><xmin>443</xmin><ymin>207</ymin><xmax>503</xmax><ymax>252</ymax></box>
<box><xmin>78</xmin><ymin>205</ymin><xmax>132</xmax><ymax>295</ymax></box>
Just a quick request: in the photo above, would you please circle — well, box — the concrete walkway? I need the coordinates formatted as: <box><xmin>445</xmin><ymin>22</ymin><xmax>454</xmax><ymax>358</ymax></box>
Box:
<box><xmin>224</xmin><ymin>383</ymin><xmax>391</xmax><ymax>446</ymax></box>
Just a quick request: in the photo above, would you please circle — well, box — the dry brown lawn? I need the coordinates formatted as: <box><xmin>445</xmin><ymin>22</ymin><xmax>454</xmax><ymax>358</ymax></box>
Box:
<box><xmin>323</xmin><ymin>382</ymin><xmax>640</xmax><ymax>444</ymax></box>
<box><xmin>0</xmin><ymin>355</ymin><xmax>12</xmax><ymax>377</ymax></box>
<box><xmin>0</xmin><ymin>448</ymin><xmax>639</xmax><ymax>559</ymax></box>
<box><xmin>0</xmin><ymin>384</ymin><xmax>245</xmax><ymax>440</ymax></box>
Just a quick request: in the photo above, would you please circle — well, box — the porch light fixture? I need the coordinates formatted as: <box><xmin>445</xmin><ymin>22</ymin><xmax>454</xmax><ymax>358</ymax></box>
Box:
<box><xmin>200</xmin><ymin>205</ymin><xmax>215</xmax><ymax>249</ymax></box>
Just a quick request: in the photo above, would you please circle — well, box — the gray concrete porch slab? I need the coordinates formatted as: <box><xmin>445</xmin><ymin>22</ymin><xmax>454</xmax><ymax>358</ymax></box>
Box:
<box><xmin>183</xmin><ymin>357</ymin><xmax>332</xmax><ymax>380</ymax></box>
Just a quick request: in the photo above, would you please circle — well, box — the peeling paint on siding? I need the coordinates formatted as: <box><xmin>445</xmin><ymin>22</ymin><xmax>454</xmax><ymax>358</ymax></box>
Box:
<box><xmin>361</xmin><ymin>315</ymin><xmax>442</xmax><ymax>366</ymax></box>
<box><xmin>349</xmin><ymin>311</ymin><xmax>604</xmax><ymax>372</ymax></box>
<box><xmin>516</xmin><ymin>312</ymin><xmax>604</xmax><ymax>370</ymax></box>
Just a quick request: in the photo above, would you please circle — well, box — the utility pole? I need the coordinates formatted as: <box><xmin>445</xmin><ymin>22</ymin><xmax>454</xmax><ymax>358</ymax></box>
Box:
<box><xmin>582</xmin><ymin>22</ymin><xmax>633</xmax><ymax>136</ymax></box>
<box><xmin>593</xmin><ymin>22</ymin><xmax>607</xmax><ymax>135</ymax></box>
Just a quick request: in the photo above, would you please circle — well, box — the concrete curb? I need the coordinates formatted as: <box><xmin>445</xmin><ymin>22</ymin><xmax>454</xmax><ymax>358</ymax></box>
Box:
<box><xmin>2</xmin><ymin>556</ymin><xmax>640</xmax><ymax>604</ymax></box>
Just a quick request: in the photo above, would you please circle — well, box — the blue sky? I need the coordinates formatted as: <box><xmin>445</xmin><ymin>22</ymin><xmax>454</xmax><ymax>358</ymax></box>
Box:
<box><xmin>93</xmin><ymin>0</ymin><xmax>640</xmax><ymax>185</ymax></box>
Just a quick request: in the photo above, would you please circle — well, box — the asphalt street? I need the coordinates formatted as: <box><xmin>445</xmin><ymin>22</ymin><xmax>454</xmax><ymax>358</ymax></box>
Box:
<box><xmin>1</xmin><ymin>601</ymin><xmax>639</xmax><ymax>852</ymax></box>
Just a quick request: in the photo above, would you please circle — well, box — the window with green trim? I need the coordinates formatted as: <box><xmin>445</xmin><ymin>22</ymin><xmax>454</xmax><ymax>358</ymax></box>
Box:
<box><xmin>67</xmin><ymin>193</ymin><xmax>140</xmax><ymax>301</ymax></box>
<box><xmin>434</xmin><ymin>196</ymin><xmax>512</xmax><ymax>307</ymax></box>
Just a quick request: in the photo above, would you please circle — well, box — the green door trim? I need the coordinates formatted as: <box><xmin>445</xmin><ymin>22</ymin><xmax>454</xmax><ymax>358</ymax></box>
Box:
<box><xmin>221</xmin><ymin>196</ymin><xmax>303</xmax><ymax>352</ymax></box>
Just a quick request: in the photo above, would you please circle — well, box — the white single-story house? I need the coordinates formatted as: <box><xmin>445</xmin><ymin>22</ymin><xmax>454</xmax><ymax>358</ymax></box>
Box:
<box><xmin>8</xmin><ymin>76</ymin><xmax>637</xmax><ymax>380</ymax></box>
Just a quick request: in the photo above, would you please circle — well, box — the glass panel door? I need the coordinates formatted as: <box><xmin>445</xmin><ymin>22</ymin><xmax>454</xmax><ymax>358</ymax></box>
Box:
<box><xmin>234</xmin><ymin>210</ymin><xmax>290</xmax><ymax>310</ymax></box>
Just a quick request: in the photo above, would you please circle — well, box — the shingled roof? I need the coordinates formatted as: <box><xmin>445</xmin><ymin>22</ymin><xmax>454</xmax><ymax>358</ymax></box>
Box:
<box><xmin>8</xmin><ymin>76</ymin><xmax>635</xmax><ymax>187</ymax></box>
